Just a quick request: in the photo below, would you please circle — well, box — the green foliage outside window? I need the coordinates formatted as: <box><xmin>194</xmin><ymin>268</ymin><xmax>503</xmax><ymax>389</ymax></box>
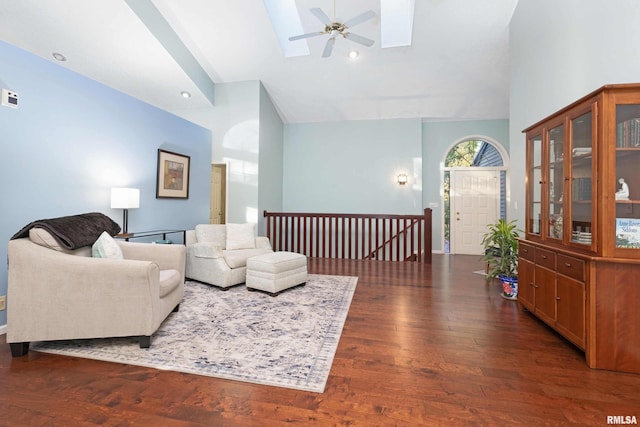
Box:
<box><xmin>445</xmin><ymin>140</ymin><xmax>482</xmax><ymax>167</ymax></box>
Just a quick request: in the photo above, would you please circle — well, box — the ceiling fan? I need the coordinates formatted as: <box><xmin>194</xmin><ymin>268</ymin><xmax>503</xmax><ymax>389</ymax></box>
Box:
<box><xmin>288</xmin><ymin>3</ymin><xmax>376</xmax><ymax>58</ymax></box>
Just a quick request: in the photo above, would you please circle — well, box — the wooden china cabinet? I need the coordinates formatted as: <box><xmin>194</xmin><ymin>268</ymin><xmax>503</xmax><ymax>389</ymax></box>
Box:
<box><xmin>521</xmin><ymin>83</ymin><xmax>640</xmax><ymax>375</ymax></box>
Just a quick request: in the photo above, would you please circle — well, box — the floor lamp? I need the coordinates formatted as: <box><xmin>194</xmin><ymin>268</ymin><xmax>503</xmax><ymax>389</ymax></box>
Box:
<box><xmin>111</xmin><ymin>188</ymin><xmax>140</xmax><ymax>236</ymax></box>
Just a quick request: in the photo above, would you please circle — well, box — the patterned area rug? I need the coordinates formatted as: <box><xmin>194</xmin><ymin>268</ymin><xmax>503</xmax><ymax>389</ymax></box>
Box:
<box><xmin>31</xmin><ymin>274</ymin><xmax>358</xmax><ymax>393</ymax></box>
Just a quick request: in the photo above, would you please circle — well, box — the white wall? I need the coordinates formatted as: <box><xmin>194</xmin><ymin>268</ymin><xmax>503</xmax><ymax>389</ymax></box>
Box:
<box><xmin>176</xmin><ymin>81</ymin><xmax>285</xmax><ymax>232</ymax></box>
<box><xmin>509</xmin><ymin>0</ymin><xmax>640</xmax><ymax>227</ymax></box>
<box><xmin>210</xmin><ymin>81</ymin><xmax>261</xmax><ymax>224</ymax></box>
<box><xmin>283</xmin><ymin>118</ymin><xmax>423</xmax><ymax>215</ymax></box>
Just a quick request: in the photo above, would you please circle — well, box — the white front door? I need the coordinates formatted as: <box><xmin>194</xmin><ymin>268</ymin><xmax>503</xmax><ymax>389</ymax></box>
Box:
<box><xmin>450</xmin><ymin>169</ymin><xmax>500</xmax><ymax>255</ymax></box>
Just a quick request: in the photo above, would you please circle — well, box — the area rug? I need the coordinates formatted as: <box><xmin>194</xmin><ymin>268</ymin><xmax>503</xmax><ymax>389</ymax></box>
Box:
<box><xmin>31</xmin><ymin>274</ymin><xmax>358</xmax><ymax>393</ymax></box>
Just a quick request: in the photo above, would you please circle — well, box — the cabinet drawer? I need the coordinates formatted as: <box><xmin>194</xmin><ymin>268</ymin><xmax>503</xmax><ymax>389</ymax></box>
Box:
<box><xmin>557</xmin><ymin>254</ymin><xmax>586</xmax><ymax>282</ymax></box>
<box><xmin>519</xmin><ymin>242</ymin><xmax>535</xmax><ymax>261</ymax></box>
<box><xmin>535</xmin><ymin>248</ymin><xmax>556</xmax><ymax>269</ymax></box>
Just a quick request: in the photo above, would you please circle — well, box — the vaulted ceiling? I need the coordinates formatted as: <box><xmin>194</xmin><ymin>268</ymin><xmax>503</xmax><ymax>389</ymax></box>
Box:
<box><xmin>0</xmin><ymin>0</ymin><xmax>518</xmax><ymax>124</ymax></box>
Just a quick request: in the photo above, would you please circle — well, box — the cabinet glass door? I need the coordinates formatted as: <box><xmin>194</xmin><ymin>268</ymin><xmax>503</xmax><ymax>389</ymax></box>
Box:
<box><xmin>548</xmin><ymin>124</ymin><xmax>564</xmax><ymax>240</ymax></box>
<box><xmin>615</xmin><ymin>104</ymin><xmax>640</xmax><ymax>249</ymax></box>
<box><xmin>570</xmin><ymin>111</ymin><xmax>593</xmax><ymax>246</ymax></box>
<box><xmin>528</xmin><ymin>134</ymin><xmax>542</xmax><ymax>236</ymax></box>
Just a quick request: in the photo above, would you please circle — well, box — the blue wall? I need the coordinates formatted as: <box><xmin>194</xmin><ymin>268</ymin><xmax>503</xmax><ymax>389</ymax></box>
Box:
<box><xmin>282</xmin><ymin>118</ymin><xmax>509</xmax><ymax>252</ymax></box>
<box><xmin>283</xmin><ymin>118</ymin><xmax>423</xmax><ymax>215</ymax></box>
<box><xmin>0</xmin><ymin>40</ymin><xmax>212</xmax><ymax>327</ymax></box>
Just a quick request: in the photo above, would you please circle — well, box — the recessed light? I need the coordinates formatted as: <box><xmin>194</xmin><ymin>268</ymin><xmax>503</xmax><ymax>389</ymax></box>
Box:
<box><xmin>180</xmin><ymin>91</ymin><xmax>191</xmax><ymax>99</ymax></box>
<box><xmin>52</xmin><ymin>52</ymin><xmax>67</xmax><ymax>62</ymax></box>
<box><xmin>348</xmin><ymin>50</ymin><xmax>359</xmax><ymax>59</ymax></box>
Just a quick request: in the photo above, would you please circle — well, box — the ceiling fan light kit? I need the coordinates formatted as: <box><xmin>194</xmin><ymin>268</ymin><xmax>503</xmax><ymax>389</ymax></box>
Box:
<box><xmin>288</xmin><ymin>5</ymin><xmax>376</xmax><ymax>58</ymax></box>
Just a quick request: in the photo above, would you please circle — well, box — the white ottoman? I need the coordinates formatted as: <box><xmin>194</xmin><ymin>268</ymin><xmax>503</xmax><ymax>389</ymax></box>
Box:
<box><xmin>246</xmin><ymin>251</ymin><xmax>308</xmax><ymax>296</ymax></box>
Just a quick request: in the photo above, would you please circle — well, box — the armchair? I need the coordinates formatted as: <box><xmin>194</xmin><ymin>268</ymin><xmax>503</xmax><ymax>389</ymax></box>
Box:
<box><xmin>7</xmin><ymin>234</ymin><xmax>185</xmax><ymax>356</ymax></box>
<box><xmin>186</xmin><ymin>223</ymin><xmax>272</xmax><ymax>289</ymax></box>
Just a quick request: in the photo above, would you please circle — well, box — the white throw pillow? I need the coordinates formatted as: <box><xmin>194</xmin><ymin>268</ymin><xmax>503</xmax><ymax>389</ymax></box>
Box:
<box><xmin>92</xmin><ymin>231</ymin><xmax>123</xmax><ymax>259</ymax></box>
<box><xmin>226</xmin><ymin>223</ymin><xmax>256</xmax><ymax>250</ymax></box>
<box><xmin>195</xmin><ymin>224</ymin><xmax>226</xmax><ymax>247</ymax></box>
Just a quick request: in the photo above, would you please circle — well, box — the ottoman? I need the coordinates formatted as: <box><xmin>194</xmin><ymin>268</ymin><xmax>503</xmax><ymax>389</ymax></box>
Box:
<box><xmin>246</xmin><ymin>251</ymin><xmax>308</xmax><ymax>296</ymax></box>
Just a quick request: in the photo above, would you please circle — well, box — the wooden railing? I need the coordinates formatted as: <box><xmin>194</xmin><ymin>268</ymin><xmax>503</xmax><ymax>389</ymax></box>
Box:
<box><xmin>263</xmin><ymin>209</ymin><xmax>432</xmax><ymax>264</ymax></box>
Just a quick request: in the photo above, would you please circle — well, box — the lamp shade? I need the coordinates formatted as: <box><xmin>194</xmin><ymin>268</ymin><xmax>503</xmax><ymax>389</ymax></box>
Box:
<box><xmin>110</xmin><ymin>188</ymin><xmax>140</xmax><ymax>209</ymax></box>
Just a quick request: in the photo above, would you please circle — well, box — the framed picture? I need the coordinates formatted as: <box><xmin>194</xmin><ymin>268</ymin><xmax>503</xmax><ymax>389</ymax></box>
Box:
<box><xmin>156</xmin><ymin>149</ymin><xmax>190</xmax><ymax>199</ymax></box>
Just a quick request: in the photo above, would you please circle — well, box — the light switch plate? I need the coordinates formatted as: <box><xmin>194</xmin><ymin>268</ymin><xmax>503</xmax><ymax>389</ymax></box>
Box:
<box><xmin>1</xmin><ymin>88</ymin><xmax>18</xmax><ymax>109</ymax></box>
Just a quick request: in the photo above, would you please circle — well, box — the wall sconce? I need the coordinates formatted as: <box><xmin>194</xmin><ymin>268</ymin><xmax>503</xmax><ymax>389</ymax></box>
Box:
<box><xmin>397</xmin><ymin>174</ymin><xmax>408</xmax><ymax>185</ymax></box>
<box><xmin>111</xmin><ymin>187</ymin><xmax>140</xmax><ymax>235</ymax></box>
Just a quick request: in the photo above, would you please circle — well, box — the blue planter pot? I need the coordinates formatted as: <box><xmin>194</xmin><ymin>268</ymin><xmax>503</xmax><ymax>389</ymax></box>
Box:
<box><xmin>499</xmin><ymin>275</ymin><xmax>518</xmax><ymax>300</ymax></box>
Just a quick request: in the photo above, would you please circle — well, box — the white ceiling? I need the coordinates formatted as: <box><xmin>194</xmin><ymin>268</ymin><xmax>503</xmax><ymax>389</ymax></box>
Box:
<box><xmin>0</xmin><ymin>0</ymin><xmax>518</xmax><ymax>124</ymax></box>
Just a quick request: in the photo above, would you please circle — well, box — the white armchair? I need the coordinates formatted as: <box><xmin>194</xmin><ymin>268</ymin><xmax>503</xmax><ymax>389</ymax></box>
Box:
<box><xmin>7</xmin><ymin>233</ymin><xmax>185</xmax><ymax>356</ymax></box>
<box><xmin>186</xmin><ymin>223</ymin><xmax>272</xmax><ymax>289</ymax></box>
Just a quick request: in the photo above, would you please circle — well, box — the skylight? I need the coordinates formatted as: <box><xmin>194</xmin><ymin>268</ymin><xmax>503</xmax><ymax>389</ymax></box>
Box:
<box><xmin>381</xmin><ymin>0</ymin><xmax>415</xmax><ymax>48</ymax></box>
<box><xmin>263</xmin><ymin>0</ymin><xmax>310</xmax><ymax>58</ymax></box>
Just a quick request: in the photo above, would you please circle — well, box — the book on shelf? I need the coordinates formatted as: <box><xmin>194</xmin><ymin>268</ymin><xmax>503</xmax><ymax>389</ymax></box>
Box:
<box><xmin>572</xmin><ymin>177</ymin><xmax>592</xmax><ymax>201</ymax></box>
<box><xmin>616</xmin><ymin>118</ymin><xmax>640</xmax><ymax>148</ymax></box>
<box><xmin>616</xmin><ymin>218</ymin><xmax>640</xmax><ymax>248</ymax></box>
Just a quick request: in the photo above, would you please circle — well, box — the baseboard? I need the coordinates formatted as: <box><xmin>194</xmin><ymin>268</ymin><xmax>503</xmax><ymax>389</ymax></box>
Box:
<box><xmin>0</xmin><ymin>324</ymin><xmax>6</xmax><ymax>335</ymax></box>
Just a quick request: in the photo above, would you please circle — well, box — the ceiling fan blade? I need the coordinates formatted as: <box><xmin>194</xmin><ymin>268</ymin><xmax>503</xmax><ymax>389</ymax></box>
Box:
<box><xmin>344</xmin><ymin>32</ymin><xmax>375</xmax><ymax>47</ymax></box>
<box><xmin>289</xmin><ymin>31</ymin><xmax>325</xmax><ymax>41</ymax></box>
<box><xmin>310</xmin><ymin>7</ymin><xmax>333</xmax><ymax>25</ymax></box>
<box><xmin>344</xmin><ymin>10</ymin><xmax>376</xmax><ymax>28</ymax></box>
<box><xmin>322</xmin><ymin>37</ymin><xmax>336</xmax><ymax>58</ymax></box>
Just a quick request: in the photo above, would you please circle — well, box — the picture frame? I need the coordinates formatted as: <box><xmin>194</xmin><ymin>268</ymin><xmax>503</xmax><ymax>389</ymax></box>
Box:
<box><xmin>156</xmin><ymin>149</ymin><xmax>190</xmax><ymax>199</ymax></box>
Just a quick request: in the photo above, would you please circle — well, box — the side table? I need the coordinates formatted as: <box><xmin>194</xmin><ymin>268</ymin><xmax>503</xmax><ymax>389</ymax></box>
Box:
<box><xmin>115</xmin><ymin>230</ymin><xmax>186</xmax><ymax>244</ymax></box>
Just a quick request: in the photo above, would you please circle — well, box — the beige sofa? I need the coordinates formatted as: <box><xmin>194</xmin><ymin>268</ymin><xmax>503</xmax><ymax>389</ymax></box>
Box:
<box><xmin>186</xmin><ymin>223</ymin><xmax>272</xmax><ymax>289</ymax></box>
<box><xmin>7</xmin><ymin>233</ymin><xmax>185</xmax><ymax>357</ymax></box>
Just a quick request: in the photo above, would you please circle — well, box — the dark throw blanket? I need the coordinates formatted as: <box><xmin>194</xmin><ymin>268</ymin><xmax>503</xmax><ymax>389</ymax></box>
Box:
<box><xmin>11</xmin><ymin>212</ymin><xmax>121</xmax><ymax>250</ymax></box>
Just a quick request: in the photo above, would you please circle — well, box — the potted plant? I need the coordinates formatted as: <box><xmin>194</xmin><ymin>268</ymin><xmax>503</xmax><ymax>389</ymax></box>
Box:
<box><xmin>481</xmin><ymin>218</ymin><xmax>521</xmax><ymax>300</ymax></box>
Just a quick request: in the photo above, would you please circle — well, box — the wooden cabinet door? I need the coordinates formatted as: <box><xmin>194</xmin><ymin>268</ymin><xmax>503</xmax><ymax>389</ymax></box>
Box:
<box><xmin>534</xmin><ymin>266</ymin><xmax>557</xmax><ymax>325</ymax></box>
<box><xmin>556</xmin><ymin>275</ymin><xmax>586</xmax><ymax>349</ymax></box>
<box><xmin>518</xmin><ymin>258</ymin><xmax>535</xmax><ymax>311</ymax></box>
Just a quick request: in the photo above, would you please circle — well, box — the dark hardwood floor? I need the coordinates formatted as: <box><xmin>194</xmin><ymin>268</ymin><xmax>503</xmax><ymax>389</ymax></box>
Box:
<box><xmin>1</xmin><ymin>255</ymin><xmax>639</xmax><ymax>426</ymax></box>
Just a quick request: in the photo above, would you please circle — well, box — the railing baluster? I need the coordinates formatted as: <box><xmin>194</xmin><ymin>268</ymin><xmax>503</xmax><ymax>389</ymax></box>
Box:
<box><xmin>417</xmin><ymin>220</ymin><xmax>422</xmax><ymax>262</ymax></box>
<box><xmin>408</xmin><ymin>218</ymin><xmax>413</xmax><ymax>261</ymax></box>
<box><xmin>384</xmin><ymin>219</ymin><xmax>388</xmax><ymax>261</ymax></box>
<box><xmin>375</xmin><ymin>218</ymin><xmax>379</xmax><ymax>260</ymax></box>
<box><xmin>341</xmin><ymin>217</ymin><xmax>345</xmax><ymax>259</ymax></box>
<box><xmin>393</xmin><ymin>219</ymin><xmax>396</xmax><ymax>261</ymax></box>
<box><xmin>263</xmin><ymin>209</ymin><xmax>432</xmax><ymax>264</ymax></box>
<box><xmin>425</xmin><ymin>208</ymin><xmax>432</xmax><ymax>264</ymax></box>
<box><xmin>402</xmin><ymin>218</ymin><xmax>407</xmax><ymax>260</ymax></box>
<box><xmin>326</xmin><ymin>217</ymin><xmax>330</xmax><ymax>258</ymax></box>
<box><xmin>353</xmin><ymin>218</ymin><xmax>358</xmax><ymax>260</ymax></box>
<box><xmin>314</xmin><ymin>216</ymin><xmax>319</xmax><ymax>258</ymax></box>
<box><xmin>276</xmin><ymin>217</ymin><xmax>282</xmax><ymax>250</ymax></box>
